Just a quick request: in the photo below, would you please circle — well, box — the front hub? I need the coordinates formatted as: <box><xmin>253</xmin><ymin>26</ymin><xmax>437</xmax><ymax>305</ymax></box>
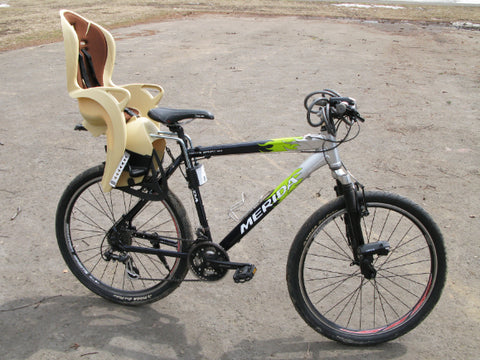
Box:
<box><xmin>357</xmin><ymin>241</ymin><xmax>390</xmax><ymax>279</ymax></box>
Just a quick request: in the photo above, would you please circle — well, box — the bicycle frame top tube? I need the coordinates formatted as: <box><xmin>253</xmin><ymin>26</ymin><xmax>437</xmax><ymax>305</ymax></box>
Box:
<box><xmin>151</xmin><ymin>128</ymin><xmax>354</xmax><ymax>251</ymax></box>
<box><xmin>189</xmin><ymin>135</ymin><xmax>329</xmax><ymax>157</ymax></box>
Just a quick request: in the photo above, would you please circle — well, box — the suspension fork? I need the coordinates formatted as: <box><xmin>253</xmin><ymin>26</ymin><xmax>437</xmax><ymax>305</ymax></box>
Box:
<box><xmin>335</xmin><ymin>178</ymin><xmax>388</xmax><ymax>279</ymax></box>
<box><xmin>334</xmin><ymin>179</ymin><xmax>366</xmax><ymax>264</ymax></box>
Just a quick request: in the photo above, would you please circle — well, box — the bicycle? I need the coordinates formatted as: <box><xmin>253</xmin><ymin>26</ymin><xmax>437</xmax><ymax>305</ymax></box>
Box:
<box><xmin>56</xmin><ymin>85</ymin><xmax>446</xmax><ymax>345</ymax></box>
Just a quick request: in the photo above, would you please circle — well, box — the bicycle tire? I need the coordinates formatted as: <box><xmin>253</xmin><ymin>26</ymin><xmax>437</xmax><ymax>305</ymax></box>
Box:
<box><xmin>56</xmin><ymin>164</ymin><xmax>192</xmax><ymax>305</ymax></box>
<box><xmin>286</xmin><ymin>191</ymin><xmax>446</xmax><ymax>345</ymax></box>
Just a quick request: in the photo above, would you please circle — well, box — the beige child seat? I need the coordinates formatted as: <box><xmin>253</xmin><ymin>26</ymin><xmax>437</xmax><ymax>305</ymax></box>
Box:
<box><xmin>60</xmin><ymin>9</ymin><xmax>166</xmax><ymax>192</ymax></box>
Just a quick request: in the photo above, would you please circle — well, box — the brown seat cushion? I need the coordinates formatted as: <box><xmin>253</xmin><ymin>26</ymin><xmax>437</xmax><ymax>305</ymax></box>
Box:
<box><xmin>63</xmin><ymin>11</ymin><xmax>107</xmax><ymax>89</ymax></box>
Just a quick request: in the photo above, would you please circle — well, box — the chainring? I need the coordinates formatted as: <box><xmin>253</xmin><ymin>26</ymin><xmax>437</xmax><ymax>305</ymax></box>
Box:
<box><xmin>188</xmin><ymin>242</ymin><xmax>229</xmax><ymax>281</ymax></box>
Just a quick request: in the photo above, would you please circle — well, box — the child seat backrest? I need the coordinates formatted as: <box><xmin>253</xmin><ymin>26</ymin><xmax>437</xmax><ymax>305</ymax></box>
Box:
<box><xmin>60</xmin><ymin>10</ymin><xmax>166</xmax><ymax>193</ymax></box>
<box><xmin>60</xmin><ymin>10</ymin><xmax>115</xmax><ymax>92</ymax></box>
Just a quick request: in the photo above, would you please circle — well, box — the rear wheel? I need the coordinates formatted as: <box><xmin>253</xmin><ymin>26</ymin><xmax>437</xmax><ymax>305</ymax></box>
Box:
<box><xmin>56</xmin><ymin>164</ymin><xmax>192</xmax><ymax>305</ymax></box>
<box><xmin>287</xmin><ymin>191</ymin><xmax>446</xmax><ymax>345</ymax></box>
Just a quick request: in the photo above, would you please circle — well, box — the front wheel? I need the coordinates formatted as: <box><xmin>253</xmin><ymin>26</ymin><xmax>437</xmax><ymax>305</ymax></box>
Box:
<box><xmin>56</xmin><ymin>164</ymin><xmax>192</xmax><ymax>305</ymax></box>
<box><xmin>287</xmin><ymin>191</ymin><xmax>446</xmax><ymax>345</ymax></box>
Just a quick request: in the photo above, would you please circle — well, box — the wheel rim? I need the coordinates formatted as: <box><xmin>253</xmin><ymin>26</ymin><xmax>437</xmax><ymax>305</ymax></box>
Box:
<box><xmin>299</xmin><ymin>201</ymin><xmax>438</xmax><ymax>336</ymax></box>
<box><xmin>64</xmin><ymin>176</ymin><xmax>183</xmax><ymax>294</ymax></box>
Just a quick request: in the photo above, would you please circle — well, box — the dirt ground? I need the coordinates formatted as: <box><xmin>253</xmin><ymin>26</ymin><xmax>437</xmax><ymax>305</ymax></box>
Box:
<box><xmin>2</xmin><ymin>0</ymin><xmax>480</xmax><ymax>51</ymax></box>
<box><xmin>0</xmin><ymin>14</ymin><xmax>479</xmax><ymax>360</ymax></box>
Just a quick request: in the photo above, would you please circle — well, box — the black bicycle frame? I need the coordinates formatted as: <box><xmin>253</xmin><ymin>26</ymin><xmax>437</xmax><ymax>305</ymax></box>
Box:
<box><xmin>120</xmin><ymin>131</ymin><xmax>364</xmax><ymax>258</ymax></box>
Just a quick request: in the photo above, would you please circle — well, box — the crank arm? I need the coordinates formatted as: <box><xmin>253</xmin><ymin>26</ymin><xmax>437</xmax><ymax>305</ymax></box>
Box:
<box><xmin>206</xmin><ymin>258</ymin><xmax>252</xmax><ymax>270</ymax></box>
<box><xmin>206</xmin><ymin>259</ymin><xmax>257</xmax><ymax>283</ymax></box>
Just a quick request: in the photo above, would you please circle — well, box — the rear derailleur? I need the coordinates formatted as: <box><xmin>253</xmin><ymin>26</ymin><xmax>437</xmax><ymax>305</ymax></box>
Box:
<box><xmin>102</xmin><ymin>223</ymin><xmax>140</xmax><ymax>279</ymax></box>
<box><xmin>103</xmin><ymin>249</ymin><xmax>140</xmax><ymax>279</ymax></box>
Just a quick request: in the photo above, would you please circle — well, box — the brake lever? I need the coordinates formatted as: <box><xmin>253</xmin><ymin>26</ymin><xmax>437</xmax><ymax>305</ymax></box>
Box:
<box><xmin>346</xmin><ymin>105</ymin><xmax>365</xmax><ymax>123</ymax></box>
<box><xmin>356</xmin><ymin>114</ymin><xmax>365</xmax><ymax>122</ymax></box>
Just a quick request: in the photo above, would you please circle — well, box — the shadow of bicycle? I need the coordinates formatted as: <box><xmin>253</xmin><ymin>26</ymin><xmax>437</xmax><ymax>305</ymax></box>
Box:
<box><xmin>0</xmin><ymin>295</ymin><xmax>202</xmax><ymax>359</ymax></box>
<box><xmin>0</xmin><ymin>294</ymin><xmax>408</xmax><ymax>360</ymax></box>
<box><xmin>219</xmin><ymin>336</ymin><xmax>408</xmax><ymax>360</ymax></box>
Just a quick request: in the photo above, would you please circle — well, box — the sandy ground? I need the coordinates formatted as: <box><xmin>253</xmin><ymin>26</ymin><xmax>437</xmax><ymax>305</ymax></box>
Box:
<box><xmin>0</xmin><ymin>14</ymin><xmax>479</xmax><ymax>359</ymax></box>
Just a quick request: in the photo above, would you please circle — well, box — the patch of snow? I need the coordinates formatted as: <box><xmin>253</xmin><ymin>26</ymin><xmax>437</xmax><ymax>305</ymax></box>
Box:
<box><xmin>333</xmin><ymin>3</ymin><xmax>405</xmax><ymax>10</ymax></box>
<box><xmin>452</xmin><ymin>21</ymin><xmax>480</xmax><ymax>29</ymax></box>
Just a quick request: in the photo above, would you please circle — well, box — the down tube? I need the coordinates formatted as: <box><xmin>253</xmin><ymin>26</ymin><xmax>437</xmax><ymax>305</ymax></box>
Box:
<box><xmin>219</xmin><ymin>152</ymin><xmax>328</xmax><ymax>251</ymax></box>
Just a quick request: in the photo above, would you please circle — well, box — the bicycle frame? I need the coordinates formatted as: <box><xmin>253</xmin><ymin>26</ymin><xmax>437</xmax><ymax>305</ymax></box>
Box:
<box><xmin>123</xmin><ymin>127</ymin><xmax>356</xmax><ymax>255</ymax></box>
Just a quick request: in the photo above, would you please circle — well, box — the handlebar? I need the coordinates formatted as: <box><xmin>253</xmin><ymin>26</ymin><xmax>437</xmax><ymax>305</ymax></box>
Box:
<box><xmin>304</xmin><ymin>90</ymin><xmax>365</xmax><ymax>132</ymax></box>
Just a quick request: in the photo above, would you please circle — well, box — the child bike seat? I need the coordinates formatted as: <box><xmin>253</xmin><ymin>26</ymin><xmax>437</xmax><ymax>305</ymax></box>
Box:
<box><xmin>60</xmin><ymin>10</ymin><xmax>166</xmax><ymax>192</ymax></box>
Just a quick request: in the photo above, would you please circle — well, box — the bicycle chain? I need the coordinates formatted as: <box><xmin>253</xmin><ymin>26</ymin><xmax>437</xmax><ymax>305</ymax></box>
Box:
<box><xmin>137</xmin><ymin>276</ymin><xmax>206</xmax><ymax>283</ymax></box>
<box><xmin>135</xmin><ymin>238</ymin><xmax>226</xmax><ymax>283</ymax></box>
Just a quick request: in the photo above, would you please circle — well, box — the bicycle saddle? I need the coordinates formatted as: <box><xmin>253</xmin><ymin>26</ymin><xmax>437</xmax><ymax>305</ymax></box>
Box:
<box><xmin>148</xmin><ymin>107</ymin><xmax>214</xmax><ymax>125</ymax></box>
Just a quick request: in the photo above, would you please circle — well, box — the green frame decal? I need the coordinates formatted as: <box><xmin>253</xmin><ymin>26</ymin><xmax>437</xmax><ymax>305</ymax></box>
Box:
<box><xmin>259</xmin><ymin>137</ymin><xmax>303</xmax><ymax>152</ymax></box>
<box><xmin>235</xmin><ymin>168</ymin><xmax>303</xmax><ymax>237</ymax></box>
<box><xmin>267</xmin><ymin>168</ymin><xmax>303</xmax><ymax>204</ymax></box>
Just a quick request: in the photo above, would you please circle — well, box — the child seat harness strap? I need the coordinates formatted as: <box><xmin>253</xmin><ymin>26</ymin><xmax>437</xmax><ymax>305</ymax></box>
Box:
<box><xmin>78</xmin><ymin>48</ymin><xmax>100</xmax><ymax>88</ymax></box>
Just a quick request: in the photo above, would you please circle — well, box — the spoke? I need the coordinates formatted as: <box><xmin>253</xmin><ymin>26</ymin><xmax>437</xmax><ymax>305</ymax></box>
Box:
<box><xmin>122</xmin><ymin>265</ymin><xmax>127</xmax><ymax>290</ymax></box>
<box><xmin>346</xmin><ymin>278</ymin><xmax>364</xmax><ymax>328</ymax></box>
<box><xmin>376</xmin><ymin>226</ymin><xmax>423</xmax><ymax>270</ymax></box>
<box><xmin>395</xmin><ymin>233</ymin><xmax>424</xmax><ymax>250</ymax></box>
<box><xmin>132</xmin><ymin>253</ymin><xmax>156</xmax><ymax>280</ymax></box>
<box><xmin>70</xmin><ymin>234</ymin><xmax>100</xmax><ymax>247</ymax></box>
<box><xmin>364</xmin><ymin>207</ymin><xmax>377</xmax><ymax>243</ymax></box>
<box><xmin>70</xmin><ymin>227</ymin><xmax>105</xmax><ymax>236</ymax></box>
<box><xmin>332</xmin><ymin>216</ymin><xmax>353</xmax><ymax>248</ymax></box>
<box><xmin>359</xmin><ymin>278</ymin><xmax>364</xmax><ymax>329</ymax></box>
<box><xmin>376</xmin><ymin>278</ymin><xmax>411</xmax><ymax>310</ymax></box>
<box><xmin>373</xmin><ymin>279</ymin><xmax>394</xmax><ymax>324</ymax></box>
<box><xmin>74</xmin><ymin>246</ymin><xmax>101</xmax><ymax>255</ymax></box>
<box><xmin>144</xmin><ymin>218</ymin><xmax>173</xmax><ymax>234</ymax></box>
<box><xmin>306</xmin><ymin>267</ymin><xmax>358</xmax><ymax>277</ymax></box>
<box><xmin>109</xmin><ymin>261</ymin><xmax>119</xmax><ymax>287</ymax></box>
<box><xmin>319</xmin><ymin>224</ymin><xmax>354</xmax><ymax>261</ymax></box>
<box><xmin>122</xmin><ymin>192</ymin><xmax>133</xmax><ymax>214</ymax></box>
<box><xmin>105</xmin><ymin>189</ymin><xmax>116</xmax><ymax>223</ymax></box>
<box><xmin>79</xmin><ymin>195</ymin><xmax>112</xmax><ymax>222</ymax></box>
<box><xmin>138</xmin><ymin>209</ymin><xmax>169</xmax><ymax>231</ymax></box>
<box><xmin>380</xmin><ymin>245</ymin><xmax>429</xmax><ymax>270</ymax></box>
<box><xmin>377</xmin><ymin>209</ymin><xmax>391</xmax><ymax>242</ymax></box>
<box><xmin>80</xmin><ymin>250</ymin><xmax>103</xmax><ymax>265</ymax></box>
<box><xmin>381</xmin><ymin>256</ymin><xmax>430</xmax><ymax>272</ymax></box>
<box><xmin>379</xmin><ymin>267</ymin><xmax>430</xmax><ymax>287</ymax></box>
<box><xmin>384</xmin><ymin>213</ymin><xmax>405</xmax><ymax>245</ymax></box>
<box><xmin>308</xmin><ymin>251</ymin><xmax>351</xmax><ymax>263</ymax></box>
<box><xmin>308</xmin><ymin>271</ymin><xmax>360</xmax><ymax>295</ymax></box>
<box><xmin>72</xmin><ymin>208</ymin><xmax>108</xmax><ymax>233</ymax></box>
<box><xmin>374</xmin><ymin>279</ymin><xmax>408</xmax><ymax>320</ymax></box>
<box><xmin>324</xmin><ymin>280</ymin><xmax>363</xmax><ymax>319</ymax></box>
<box><xmin>85</xmin><ymin>187</ymin><xmax>115</xmax><ymax>223</ymax></box>
<box><xmin>376</xmin><ymin>271</ymin><xmax>422</xmax><ymax>299</ymax></box>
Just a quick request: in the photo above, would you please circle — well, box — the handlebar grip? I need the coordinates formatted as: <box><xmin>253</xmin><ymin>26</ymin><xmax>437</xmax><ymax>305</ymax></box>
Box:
<box><xmin>355</xmin><ymin>114</ymin><xmax>365</xmax><ymax>122</ymax></box>
<box><xmin>330</xmin><ymin>97</ymin><xmax>356</xmax><ymax>106</ymax></box>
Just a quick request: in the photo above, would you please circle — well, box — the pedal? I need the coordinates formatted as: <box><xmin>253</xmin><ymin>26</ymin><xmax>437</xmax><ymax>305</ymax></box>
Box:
<box><xmin>233</xmin><ymin>264</ymin><xmax>257</xmax><ymax>283</ymax></box>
